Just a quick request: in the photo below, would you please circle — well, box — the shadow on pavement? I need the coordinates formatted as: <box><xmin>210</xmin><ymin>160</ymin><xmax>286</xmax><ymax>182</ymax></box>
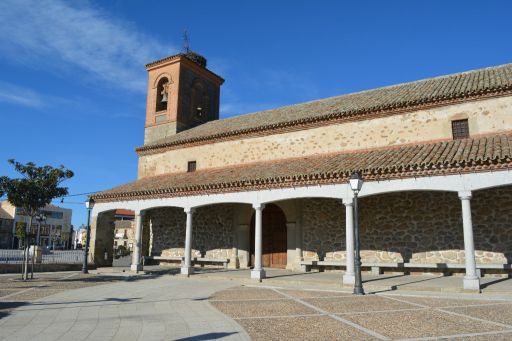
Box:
<box><xmin>363</xmin><ymin>274</ymin><xmax>405</xmax><ymax>283</ymax></box>
<box><xmin>175</xmin><ymin>332</ymin><xmax>238</xmax><ymax>340</ymax></box>
<box><xmin>480</xmin><ymin>276</ymin><xmax>512</xmax><ymax>289</ymax></box>
<box><xmin>0</xmin><ymin>301</ymin><xmax>28</xmax><ymax>320</ymax></box>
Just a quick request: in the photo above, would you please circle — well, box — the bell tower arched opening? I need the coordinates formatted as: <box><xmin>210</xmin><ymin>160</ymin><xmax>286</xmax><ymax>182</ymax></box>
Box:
<box><xmin>155</xmin><ymin>77</ymin><xmax>169</xmax><ymax>112</ymax></box>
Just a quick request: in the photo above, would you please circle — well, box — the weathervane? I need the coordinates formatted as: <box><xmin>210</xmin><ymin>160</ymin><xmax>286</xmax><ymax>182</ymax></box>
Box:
<box><xmin>183</xmin><ymin>30</ymin><xmax>190</xmax><ymax>53</ymax></box>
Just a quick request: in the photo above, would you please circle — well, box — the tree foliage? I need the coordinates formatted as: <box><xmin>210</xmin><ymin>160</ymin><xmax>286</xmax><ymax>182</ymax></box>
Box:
<box><xmin>0</xmin><ymin>159</ymin><xmax>74</xmax><ymax>218</ymax></box>
<box><xmin>15</xmin><ymin>222</ymin><xmax>26</xmax><ymax>241</ymax></box>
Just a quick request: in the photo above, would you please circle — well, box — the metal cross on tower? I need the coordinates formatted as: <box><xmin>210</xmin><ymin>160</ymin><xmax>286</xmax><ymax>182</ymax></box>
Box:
<box><xmin>183</xmin><ymin>30</ymin><xmax>190</xmax><ymax>53</ymax></box>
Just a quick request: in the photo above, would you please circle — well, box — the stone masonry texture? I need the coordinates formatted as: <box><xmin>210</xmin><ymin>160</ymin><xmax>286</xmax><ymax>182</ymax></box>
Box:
<box><xmin>302</xmin><ymin>186</ymin><xmax>512</xmax><ymax>265</ymax></box>
<box><xmin>145</xmin><ymin>204</ymin><xmax>235</xmax><ymax>260</ymax></box>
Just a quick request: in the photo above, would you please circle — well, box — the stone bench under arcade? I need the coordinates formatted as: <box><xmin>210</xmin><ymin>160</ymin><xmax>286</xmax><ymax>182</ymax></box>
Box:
<box><xmin>144</xmin><ymin>256</ymin><xmax>229</xmax><ymax>269</ymax></box>
<box><xmin>299</xmin><ymin>260</ymin><xmax>511</xmax><ymax>277</ymax></box>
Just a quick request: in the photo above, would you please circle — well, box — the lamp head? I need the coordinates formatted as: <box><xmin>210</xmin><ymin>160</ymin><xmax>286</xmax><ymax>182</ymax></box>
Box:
<box><xmin>85</xmin><ymin>198</ymin><xmax>95</xmax><ymax>210</ymax></box>
<box><xmin>349</xmin><ymin>171</ymin><xmax>364</xmax><ymax>192</ymax></box>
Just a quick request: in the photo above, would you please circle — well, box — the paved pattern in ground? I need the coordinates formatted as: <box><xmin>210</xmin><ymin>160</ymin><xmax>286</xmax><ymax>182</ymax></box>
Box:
<box><xmin>2</xmin><ymin>270</ymin><xmax>512</xmax><ymax>341</ymax></box>
<box><xmin>209</xmin><ymin>286</ymin><xmax>512</xmax><ymax>341</ymax></box>
<box><xmin>0</xmin><ymin>272</ymin><xmax>132</xmax><ymax>317</ymax></box>
<box><xmin>0</xmin><ymin>272</ymin><xmax>249</xmax><ymax>341</ymax></box>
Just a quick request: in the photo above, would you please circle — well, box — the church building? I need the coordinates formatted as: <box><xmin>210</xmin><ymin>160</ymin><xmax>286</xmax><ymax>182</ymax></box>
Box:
<box><xmin>90</xmin><ymin>51</ymin><xmax>512</xmax><ymax>290</ymax></box>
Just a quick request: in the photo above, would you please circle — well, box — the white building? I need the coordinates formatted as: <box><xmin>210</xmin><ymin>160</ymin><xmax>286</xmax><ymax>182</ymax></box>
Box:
<box><xmin>1</xmin><ymin>202</ymin><xmax>73</xmax><ymax>249</ymax></box>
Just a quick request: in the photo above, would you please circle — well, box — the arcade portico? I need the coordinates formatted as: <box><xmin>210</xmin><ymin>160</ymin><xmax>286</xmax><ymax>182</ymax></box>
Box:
<box><xmin>91</xmin><ymin>170</ymin><xmax>512</xmax><ymax>291</ymax></box>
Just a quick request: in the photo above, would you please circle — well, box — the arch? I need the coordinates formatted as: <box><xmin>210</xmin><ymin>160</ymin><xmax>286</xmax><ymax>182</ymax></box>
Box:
<box><xmin>155</xmin><ymin>77</ymin><xmax>169</xmax><ymax>112</ymax></box>
<box><xmin>190</xmin><ymin>79</ymin><xmax>209</xmax><ymax>120</ymax></box>
<box><xmin>90</xmin><ymin>208</ymin><xmax>135</xmax><ymax>268</ymax></box>
<box><xmin>250</xmin><ymin>203</ymin><xmax>287</xmax><ymax>269</ymax></box>
<box><xmin>152</xmin><ymin>73</ymin><xmax>173</xmax><ymax>88</ymax></box>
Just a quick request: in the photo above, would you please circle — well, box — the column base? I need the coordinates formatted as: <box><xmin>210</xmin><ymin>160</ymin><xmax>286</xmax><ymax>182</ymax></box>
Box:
<box><xmin>343</xmin><ymin>273</ymin><xmax>355</xmax><ymax>285</ymax></box>
<box><xmin>130</xmin><ymin>264</ymin><xmax>143</xmax><ymax>272</ymax></box>
<box><xmin>181</xmin><ymin>266</ymin><xmax>194</xmax><ymax>276</ymax></box>
<box><xmin>463</xmin><ymin>276</ymin><xmax>481</xmax><ymax>291</ymax></box>
<box><xmin>251</xmin><ymin>269</ymin><xmax>266</xmax><ymax>280</ymax></box>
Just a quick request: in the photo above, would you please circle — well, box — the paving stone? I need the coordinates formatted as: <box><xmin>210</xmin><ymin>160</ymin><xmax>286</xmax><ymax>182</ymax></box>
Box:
<box><xmin>385</xmin><ymin>295</ymin><xmax>508</xmax><ymax>308</ymax></box>
<box><xmin>450</xmin><ymin>331</ymin><xmax>512</xmax><ymax>340</ymax></box>
<box><xmin>210</xmin><ymin>287</ymin><xmax>285</xmax><ymax>300</ymax></box>
<box><xmin>443</xmin><ymin>303</ymin><xmax>512</xmax><ymax>325</ymax></box>
<box><xmin>237</xmin><ymin>315</ymin><xmax>378</xmax><ymax>341</ymax></box>
<box><xmin>343</xmin><ymin>309</ymin><xmax>506</xmax><ymax>339</ymax></box>
<box><xmin>303</xmin><ymin>295</ymin><xmax>419</xmax><ymax>313</ymax></box>
<box><xmin>211</xmin><ymin>299</ymin><xmax>317</xmax><ymax>318</ymax></box>
<box><xmin>278</xmin><ymin>289</ymin><xmax>351</xmax><ymax>299</ymax></box>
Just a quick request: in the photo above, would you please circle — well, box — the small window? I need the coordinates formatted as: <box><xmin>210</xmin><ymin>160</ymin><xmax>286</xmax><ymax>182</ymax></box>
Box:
<box><xmin>187</xmin><ymin>161</ymin><xmax>197</xmax><ymax>172</ymax></box>
<box><xmin>452</xmin><ymin>119</ymin><xmax>469</xmax><ymax>140</ymax></box>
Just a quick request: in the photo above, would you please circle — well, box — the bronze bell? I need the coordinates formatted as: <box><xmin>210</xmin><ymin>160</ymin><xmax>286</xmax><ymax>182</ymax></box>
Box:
<box><xmin>161</xmin><ymin>92</ymin><xmax>168</xmax><ymax>103</ymax></box>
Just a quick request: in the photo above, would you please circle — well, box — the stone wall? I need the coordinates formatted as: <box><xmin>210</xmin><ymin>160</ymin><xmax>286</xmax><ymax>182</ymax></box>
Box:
<box><xmin>301</xmin><ymin>186</ymin><xmax>512</xmax><ymax>265</ymax></box>
<box><xmin>145</xmin><ymin>204</ymin><xmax>235</xmax><ymax>260</ymax></box>
<box><xmin>138</xmin><ymin>96</ymin><xmax>512</xmax><ymax>177</ymax></box>
<box><xmin>302</xmin><ymin>198</ymin><xmax>345</xmax><ymax>261</ymax></box>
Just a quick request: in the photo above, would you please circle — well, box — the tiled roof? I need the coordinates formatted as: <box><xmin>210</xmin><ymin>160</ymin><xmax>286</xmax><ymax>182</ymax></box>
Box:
<box><xmin>137</xmin><ymin>63</ymin><xmax>512</xmax><ymax>154</ymax></box>
<box><xmin>94</xmin><ymin>133</ymin><xmax>512</xmax><ymax>202</ymax></box>
<box><xmin>114</xmin><ymin>209</ymin><xmax>135</xmax><ymax>216</ymax></box>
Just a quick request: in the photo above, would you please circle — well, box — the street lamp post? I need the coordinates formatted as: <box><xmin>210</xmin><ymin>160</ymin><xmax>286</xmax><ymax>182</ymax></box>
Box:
<box><xmin>349</xmin><ymin>171</ymin><xmax>365</xmax><ymax>295</ymax></box>
<box><xmin>82</xmin><ymin>198</ymin><xmax>95</xmax><ymax>274</ymax></box>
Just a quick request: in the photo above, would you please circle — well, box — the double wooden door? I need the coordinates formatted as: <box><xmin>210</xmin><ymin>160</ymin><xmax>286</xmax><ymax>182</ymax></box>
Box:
<box><xmin>250</xmin><ymin>203</ymin><xmax>287</xmax><ymax>269</ymax></box>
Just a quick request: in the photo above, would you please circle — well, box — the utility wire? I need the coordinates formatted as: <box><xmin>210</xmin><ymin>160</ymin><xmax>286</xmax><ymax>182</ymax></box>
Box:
<box><xmin>60</xmin><ymin>190</ymin><xmax>101</xmax><ymax>198</ymax></box>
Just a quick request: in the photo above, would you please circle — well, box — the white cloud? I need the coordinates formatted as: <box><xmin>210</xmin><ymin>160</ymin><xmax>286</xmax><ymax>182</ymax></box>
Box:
<box><xmin>0</xmin><ymin>81</ymin><xmax>46</xmax><ymax>108</ymax></box>
<box><xmin>0</xmin><ymin>0</ymin><xmax>176</xmax><ymax>93</ymax></box>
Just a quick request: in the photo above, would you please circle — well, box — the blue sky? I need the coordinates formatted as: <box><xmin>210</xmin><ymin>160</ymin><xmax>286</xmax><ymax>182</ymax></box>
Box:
<box><xmin>0</xmin><ymin>0</ymin><xmax>511</xmax><ymax>227</ymax></box>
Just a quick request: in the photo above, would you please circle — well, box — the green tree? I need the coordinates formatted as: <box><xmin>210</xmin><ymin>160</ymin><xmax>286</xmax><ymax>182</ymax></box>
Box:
<box><xmin>0</xmin><ymin>159</ymin><xmax>73</xmax><ymax>280</ymax></box>
<box><xmin>15</xmin><ymin>222</ymin><xmax>26</xmax><ymax>242</ymax></box>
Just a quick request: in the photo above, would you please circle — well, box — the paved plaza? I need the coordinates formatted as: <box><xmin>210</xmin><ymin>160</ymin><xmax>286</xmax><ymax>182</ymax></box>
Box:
<box><xmin>210</xmin><ymin>286</ymin><xmax>512</xmax><ymax>340</ymax></box>
<box><xmin>0</xmin><ymin>268</ymin><xmax>511</xmax><ymax>340</ymax></box>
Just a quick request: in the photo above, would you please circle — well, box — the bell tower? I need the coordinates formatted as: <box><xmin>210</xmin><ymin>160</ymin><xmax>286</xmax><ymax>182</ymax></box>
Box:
<box><xmin>143</xmin><ymin>51</ymin><xmax>224</xmax><ymax>145</ymax></box>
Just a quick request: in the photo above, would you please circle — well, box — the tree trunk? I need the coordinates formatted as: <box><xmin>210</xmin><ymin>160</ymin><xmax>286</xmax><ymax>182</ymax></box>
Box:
<box><xmin>21</xmin><ymin>242</ymin><xmax>25</xmax><ymax>280</ymax></box>
<box><xmin>23</xmin><ymin>216</ymin><xmax>33</xmax><ymax>281</ymax></box>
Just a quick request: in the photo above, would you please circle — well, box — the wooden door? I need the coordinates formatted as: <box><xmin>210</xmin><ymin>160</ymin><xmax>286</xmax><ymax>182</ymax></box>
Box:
<box><xmin>250</xmin><ymin>203</ymin><xmax>287</xmax><ymax>269</ymax></box>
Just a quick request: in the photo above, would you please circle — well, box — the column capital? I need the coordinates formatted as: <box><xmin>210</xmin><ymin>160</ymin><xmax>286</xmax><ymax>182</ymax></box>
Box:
<box><xmin>184</xmin><ymin>207</ymin><xmax>195</xmax><ymax>214</ymax></box>
<box><xmin>342</xmin><ymin>197</ymin><xmax>353</xmax><ymax>206</ymax></box>
<box><xmin>252</xmin><ymin>203</ymin><xmax>265</xmax><ymax>210</ymax></box>
<box><xmin>458</xmin><ymin>190</ymin><xmax>472</xmax><ymax>200</ymax></box>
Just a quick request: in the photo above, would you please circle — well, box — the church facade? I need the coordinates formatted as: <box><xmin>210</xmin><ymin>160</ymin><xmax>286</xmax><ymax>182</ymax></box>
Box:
<box><xmin>90</xmin><ymin>52</ymin><xmax>512</xmax><ymax>290</ymax></box>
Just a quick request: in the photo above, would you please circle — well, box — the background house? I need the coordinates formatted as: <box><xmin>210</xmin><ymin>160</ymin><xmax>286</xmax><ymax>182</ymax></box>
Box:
<box><xmin>0</xmin><ymin>201</ymin><xmax>73</xmax><ymax>249</ymax></box>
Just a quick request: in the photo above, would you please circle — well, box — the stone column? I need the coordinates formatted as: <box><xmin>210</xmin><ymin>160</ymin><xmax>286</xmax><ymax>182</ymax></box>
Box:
<box><xmin>251</xmin><ymin>203</ymin><xmax>265</xmax><ymax>280</ymax></box>
<box><xmin>459</xmin><ymin>191</ymin><xmax>480</xmax><ymax>290</ymax></box>
<box><xmin>181</xmin><ymin>207</ymin><xmax>195</xmax><ymax>276</ymax></box>
<box><xmin>130</xmin><ymin>212</ymin><xmax>143</xmax><ymax>272</ymax></box>
<box><xmin>342</xmin><ymin>198</ymin><xmax>355</xmax><ymax>285</ymax></box>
